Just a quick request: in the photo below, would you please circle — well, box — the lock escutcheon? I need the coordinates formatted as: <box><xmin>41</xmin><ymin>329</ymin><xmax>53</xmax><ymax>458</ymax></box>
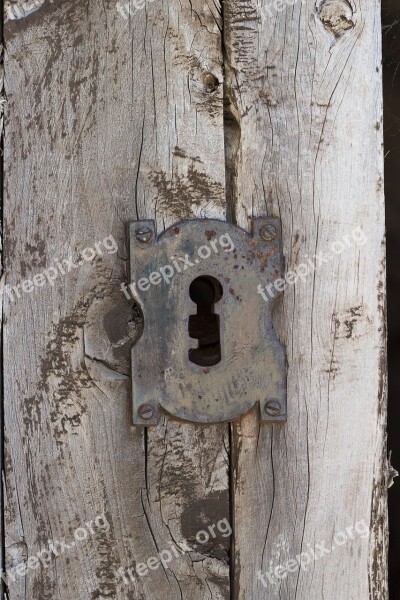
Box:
<box><xmin>129</xmin><ymin>218</ymin><xmax>286</xmax><ymax>425</ymax></box>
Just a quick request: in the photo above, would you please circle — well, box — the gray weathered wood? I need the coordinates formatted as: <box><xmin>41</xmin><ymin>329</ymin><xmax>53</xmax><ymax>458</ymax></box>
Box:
<box><xmin>4</xmin><ymin>0</ymin><xmax>229</xmax><ymax>597</ymax></box>
<box><xmin>225</xmin><ymin>0</ymin><xmax>388</xmax><ymax>597</ymax></box>
<box><xmin>4</xmin><ymin>0</ymin><xmax>387</xmax><ymax>598</ymax></box>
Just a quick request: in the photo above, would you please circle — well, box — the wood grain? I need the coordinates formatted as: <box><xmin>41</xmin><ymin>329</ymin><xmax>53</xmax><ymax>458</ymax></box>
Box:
<box><xmin>224</xmin><ymin>0</ymin><xmax>388</xmax><ymax>597</ymax></box>
<box><xmin>4</xmin><ymin>0</ymin><xmax>387</xmax><ymax>598</ymax></box>
<box><xmin>4</xmin><ymin>0</ymin><xmax>229</xmax><ymax>597</ymax></box>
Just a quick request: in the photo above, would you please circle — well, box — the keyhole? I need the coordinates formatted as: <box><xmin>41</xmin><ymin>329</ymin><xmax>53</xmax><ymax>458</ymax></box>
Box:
<box><xmin>188</xmin><ymin>276</ymin><xmax>223</xmax><ymax>367</ymax></box>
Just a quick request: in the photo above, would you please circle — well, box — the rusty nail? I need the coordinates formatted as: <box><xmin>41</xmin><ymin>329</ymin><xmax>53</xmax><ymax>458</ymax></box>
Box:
<box><xmin>138</xmin><ymin>404</ymin><xmax>154</xmax><ymax>420</ymax></box>
<box><xmin>260</xmin><ymin>224</ymin><xmax>277</xmax><ymax>242</ymax></box>
<box><xmin>265</xmin><ymin>400</ymin><xmax>282</xmax><ymax>417</ymax></box>
<box><xmin>135</xmin><ymin>227</ymin><xmax>153</xmax><ymax>243</ymax></box>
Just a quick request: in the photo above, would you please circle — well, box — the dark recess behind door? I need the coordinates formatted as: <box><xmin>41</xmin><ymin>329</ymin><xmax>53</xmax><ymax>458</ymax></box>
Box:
<box><xmin>383</xmin><ymin>0</ymin><xmax>400</xmax><ymax>595</ymax></box>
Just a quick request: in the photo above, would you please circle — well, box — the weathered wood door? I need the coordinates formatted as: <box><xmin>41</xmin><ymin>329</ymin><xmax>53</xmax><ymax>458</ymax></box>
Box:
<box><xmin>4</xmin><ymin>0</ymin><xmax>387</xmax><ymax>598</ymax></box>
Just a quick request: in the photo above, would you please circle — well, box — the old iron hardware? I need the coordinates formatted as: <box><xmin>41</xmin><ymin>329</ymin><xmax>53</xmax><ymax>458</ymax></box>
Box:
<box><xmin>129</xmin><ymin>218</ymin><xmax>286</xmax><ymax>425</ymax></box>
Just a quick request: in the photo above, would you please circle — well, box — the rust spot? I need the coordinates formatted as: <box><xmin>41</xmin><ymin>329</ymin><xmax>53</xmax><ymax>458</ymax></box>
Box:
<box><xmin>256</xmin><ymin>251</ymin><xmax>268</xmax><ymax>272</ymax></box>
<box><xmin>205</xmin><ymin>230</ymin><xmax>217</xmax><ymax>240</ymax></box>
<box><xmin>228</xmin><ymin>288</ymin><xmax>241</xmax><ymax>301</ymax></box>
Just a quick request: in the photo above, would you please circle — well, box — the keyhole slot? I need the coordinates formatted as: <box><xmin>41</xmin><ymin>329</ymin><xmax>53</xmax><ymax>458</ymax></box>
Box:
<box><xmin>188</xmin><ymin>276</ymin><xmax>223</xmax><ymax>367</ymax></box>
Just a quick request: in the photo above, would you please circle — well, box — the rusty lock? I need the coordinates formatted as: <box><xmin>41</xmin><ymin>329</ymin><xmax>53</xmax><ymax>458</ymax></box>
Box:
<box><xmin>128</xmin><ymin>218</ymin><xmax>286</xmax><ymax>425</ymax></box>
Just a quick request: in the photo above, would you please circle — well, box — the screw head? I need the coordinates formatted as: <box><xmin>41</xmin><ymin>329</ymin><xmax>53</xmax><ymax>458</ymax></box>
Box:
<box><xmin>135</xmin><ymin>227</ymin><xmax>153</xmax><ymax>243</ymax></box>
<box><xmin>260</xmin><ymin>224</ymin><xmax>277</xmax><ymax>242</ymax></box>
<box><xmin>138</xmin><ymin>404</ymin><xmax>154</xmax><ymax>420</ymax></box>
<box><xmin>264</xmin><ymin>400</ymin><xmax>283</xmax><ymax>417</ymax></box>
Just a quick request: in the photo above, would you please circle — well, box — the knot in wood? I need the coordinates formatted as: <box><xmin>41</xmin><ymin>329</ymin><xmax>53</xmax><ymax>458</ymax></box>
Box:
<box><xmin>319</xmin><ymin>0</ymin><xmax>355</xmax><ymax>37</ymax></box>
<box><xmin>201</xmin><ymin>72</ymin><xmax>219</xmax><ymax>94</ymax></box>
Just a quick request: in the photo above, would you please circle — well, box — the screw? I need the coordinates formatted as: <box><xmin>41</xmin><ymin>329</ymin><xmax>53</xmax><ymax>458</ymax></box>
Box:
<box><xmin>138</xmin><ymin>404</ymin><xmax>154</xmax><ymax>420</ymax></box>
<box><xmin>135</xmin><ymin>227</ymin><xmax>153</xmax><ymax>243</ymax></box>
<box><xmin>260</xmin><ymin>224</ymin><xmax>277</xmax><ymax>242</ymax></box>
<box><xmin>264</xmin><ymin>400</ymin><xmax>283</xmax><ymax>417</ymax></box>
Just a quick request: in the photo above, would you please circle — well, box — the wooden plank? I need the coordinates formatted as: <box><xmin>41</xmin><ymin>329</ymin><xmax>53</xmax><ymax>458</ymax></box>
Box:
<box><xmin>4</xmin><ymin>0</ymin><xmax>229</xmax><ymax>598</ymax></box>
<box><xmin>224</xmin><ymin>0</ymin><xmax>387</xmax><ymax>598</ymax></box>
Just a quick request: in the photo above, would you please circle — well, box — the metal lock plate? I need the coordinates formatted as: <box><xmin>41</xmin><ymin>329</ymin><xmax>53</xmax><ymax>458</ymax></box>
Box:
<box><xmin>129</xmin><ymin>218</ymin><xmax>286</xmax><ymax>425</ymax></box>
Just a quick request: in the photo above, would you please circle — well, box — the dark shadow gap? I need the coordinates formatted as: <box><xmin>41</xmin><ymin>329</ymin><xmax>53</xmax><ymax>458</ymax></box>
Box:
<box><xmin>1</xmin><ymin>0</ymin><xmax>5</xmax><ymax>595</ymax></box>
<box><xmin>382</xmin><ymin>0</ymin><xmax>400</xmax><ymax>595</ymax></box>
